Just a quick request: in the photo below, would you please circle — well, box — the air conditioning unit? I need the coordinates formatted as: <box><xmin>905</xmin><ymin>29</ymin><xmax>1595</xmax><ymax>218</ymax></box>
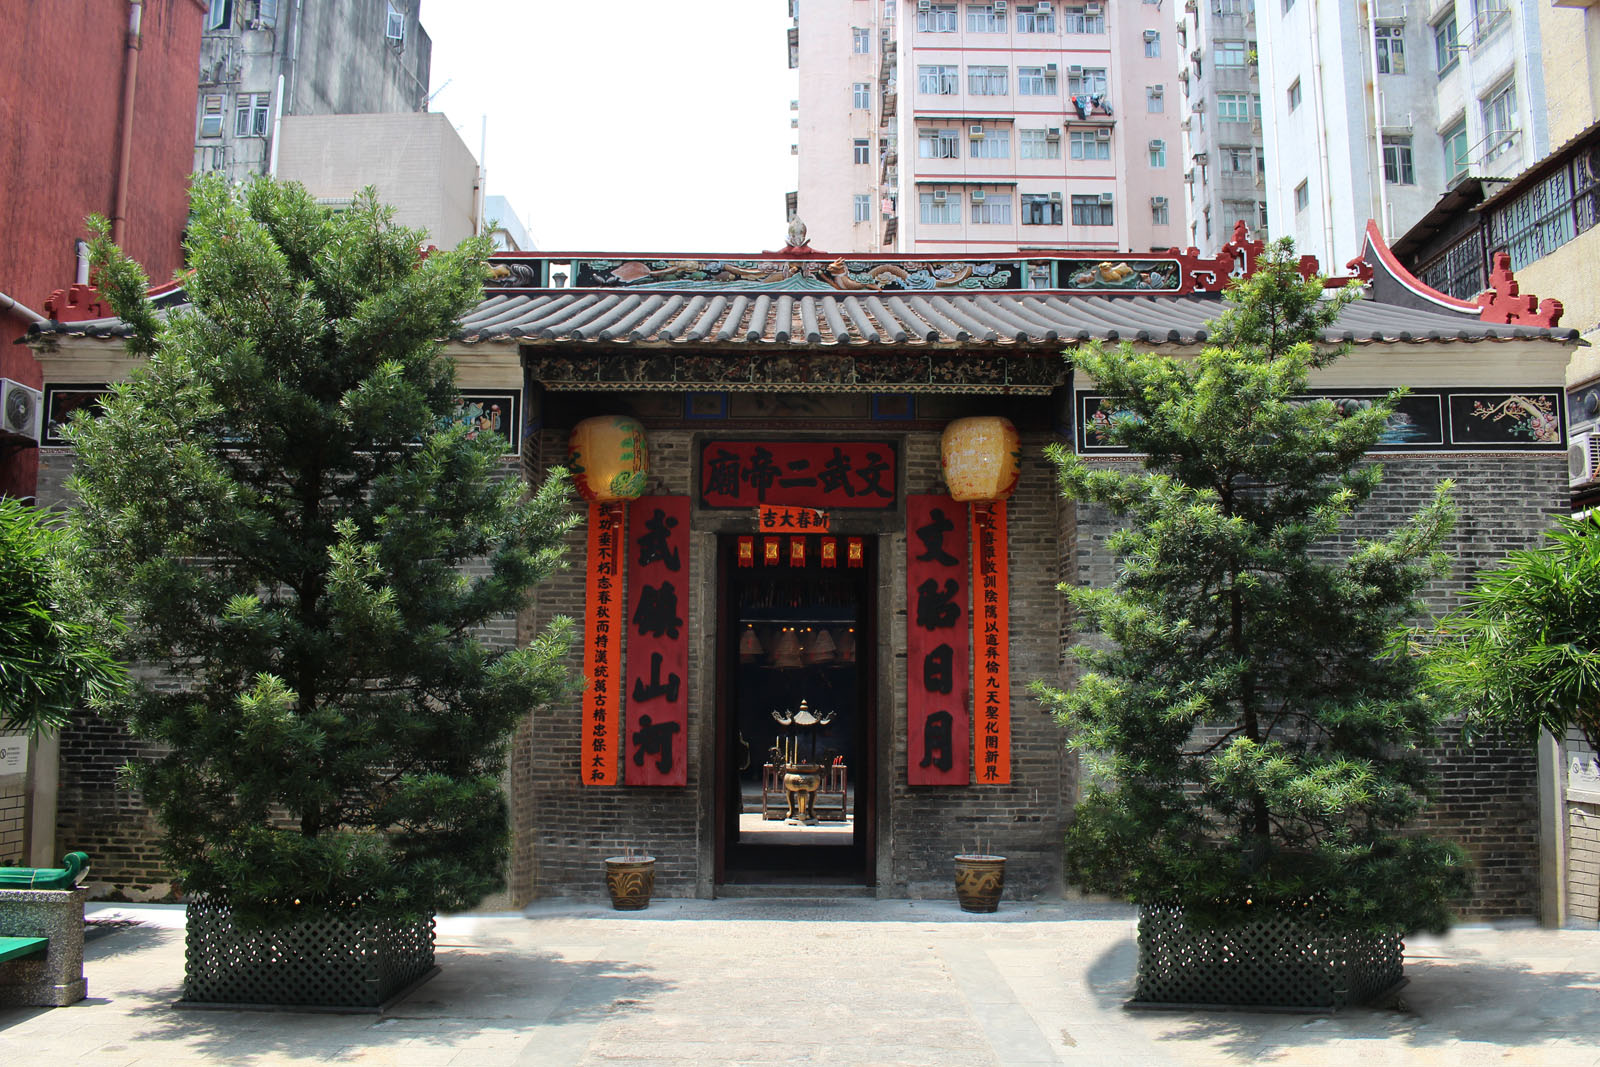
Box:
<box><xmin>1190</xmin><ymin>48</ymin><xmax>1203</xmax><ymax>62</ymax></box>
<box><xmin>1252</xmin><ymin>118</ymin><xmax>1262</xmax><ymax>133</ymax></box>
<box><xmin>933</xmin><ymin>189</ymin><xmax>948</xmax><ymax>203</ymax></box>
<box><xmin>1046</xmin><ymin>63</ymin><xmax>1058</xmax><ymax>73</ymax></box>
<box><xmin>1152</xmin><ymin>196</ymin><xmax>1169</xmax><ymax>207</ymax></box>
<box><xmin>1151</xmin><ymin>84</ymin><xmax>1165</xmax><ymax>97</ymax></box>
<box><xmin>971</xmin><ymin>188</ymin><xmax>986</xmax><ymax>202</ymax></box>
<box><xmin>1178</xmin><ymin>68</ymin><xmax>1189</xmax><ymax>82</ymax></box>
<box><xmin>1144</xmin><ymin>29</ymin><xmax>1159</xmax><ymax>41</ymax></box>
<box><xmin>1045</xmin><ymin>127</ymin><xmax>1061</xmax><ymax>140</ymax></box>
<box><xmin>1049</xmin><ymin>191</ymin><xmax>1063</xmax><ymax>202</ymax></box>
<box><xmin>1098</xmin><ymin>191</ymin><xmax>1115</xmax><ymax>204</ymax></box>
<box><xmin>1193</xmin><ymin>152</ymin><xmax>1210</xmax><ymax>165</ymax></box>
<box><xmin>1572</xmin><ymin>432</ymin><xmax>1600</xmax><ymax>487</ymax></box>
<box><xmin>1179</xmin><ymin>118</ymin><xmax>1192</xmax><ymax>131</ymax></box>
<box><xmin>1037</xmin><ymin>1</ymin><xmax>1052</xmax><ymax>11</ymax></box>
<box><xmin>1085</xmin><ymin>2</ymin><xmax>1102</xmax><ymax>13</ymax></box>
<box><xmin>1096</xmin><ymin>128</ymin><xmax>1111</xmax><ymax>141</ymax></box>
<box><xmin>1069</xmin><ymin>64</ymin><xmax>1084</xmax><ymax>76</ymax></box>
<box><xmin>0</xmin><ymin>378</ymin><xmax>42</xmax><ymax>442</ymax></box>
<box><xmin>969</xmin><ymin>124</ymin><xmax>986</xmax><ymax>138</ymax></box>
<box><xmin>1184</xmin><ymin>0</ymin><xmax>1198</xmax><ymax>11</ymax></box>
<box><xmin>918</xmin><ymin>0</ymin><xmax>931</xmax><ymax>9</ymax></box>
<box><xmin>1183</xmin><ymin>169</ymin><xmax>1195</xmax><ymax>183</ymax></box>
<box><xmin>994</xmin><ymin>0</ymin><xmax>1007</xmax><ymax>11</ymax></box>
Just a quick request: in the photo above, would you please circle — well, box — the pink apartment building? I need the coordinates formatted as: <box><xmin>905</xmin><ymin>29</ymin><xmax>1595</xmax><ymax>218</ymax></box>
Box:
<box><xmin>793</xmin><ymin>0</ymin><xmax>1182</xmax><ymax>256</ymax></box>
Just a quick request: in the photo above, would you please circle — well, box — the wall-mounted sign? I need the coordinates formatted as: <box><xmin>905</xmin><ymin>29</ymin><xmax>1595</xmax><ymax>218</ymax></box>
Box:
<box><xmin>0</xmin><ymin>734</ymin><xmax>26</xmax><ymax>778</ymax></box>
<box><xmin>449</xmin><ymin>390</ymin><xmax>522</xmax><ymax>455</ymax></box>
<box><xmin>582</xmin><ymin>503</ymin><xmax>625</xmax><ymax>785</ymax></box>
<box><xmin>699</xmin><ymin>440</ymin><xmax>897</xmax><ymax>509</ymax></box>
<box><xmin>41</xmin><ymin>383</ymin><xmax>110</xmax><ymax>446</ymax></box>
<box><xmin>907</xmin><ymin>494</ymin><xmax>971</xmax><ymax>787</ymax></box>
<box><xmin>757</xmin><ymin>506</ymin><xmax>830</xmax><ymax>532</ymax></box>
<box><xmin>971</xmin><ymin>502</ymin><xmax>1010</xmax><ymax>784</ymax></box>
<box><xmin>624</xmin><ymin>496</ymin><xmax>690</xmax><ymax>787</ymax></box>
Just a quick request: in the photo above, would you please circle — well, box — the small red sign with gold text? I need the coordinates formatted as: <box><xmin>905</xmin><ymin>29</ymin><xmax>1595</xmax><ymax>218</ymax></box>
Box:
<box><xmin>757</xmin><ymin>506</ymin><xmax>830</xmax><ymax>532</ymax></box>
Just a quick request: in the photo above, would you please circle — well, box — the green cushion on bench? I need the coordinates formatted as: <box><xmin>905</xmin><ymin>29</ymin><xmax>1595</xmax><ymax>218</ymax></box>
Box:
<box><xmin>0</xmin><ymin>936</ymin><xmax>48</xmax><ymax>963</ymax></box>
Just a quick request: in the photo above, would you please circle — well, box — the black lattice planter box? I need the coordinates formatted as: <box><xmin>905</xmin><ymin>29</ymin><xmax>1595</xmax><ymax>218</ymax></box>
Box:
<box><xmin>180</xmin><ymin>896</ymin><xmax>437</xmax><ymax>1011</ymax></box>
<box><xmin>1129</xmin><ymin>903</ymin><xmax>1404</xmax><ymax>1012</ymax></box>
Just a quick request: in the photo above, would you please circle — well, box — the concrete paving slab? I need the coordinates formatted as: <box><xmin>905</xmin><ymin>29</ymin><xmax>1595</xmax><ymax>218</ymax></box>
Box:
<box><xmin>4</xmin><ymin>899</ymin><xmax>1600</xmax><ymax>1064</ymax></box>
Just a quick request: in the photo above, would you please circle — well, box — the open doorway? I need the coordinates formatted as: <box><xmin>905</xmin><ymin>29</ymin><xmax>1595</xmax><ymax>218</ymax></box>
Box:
<box><xmin>715</xmin><ymin>535</ymin><xmax>874</xmax><ymax>885</ymax></box>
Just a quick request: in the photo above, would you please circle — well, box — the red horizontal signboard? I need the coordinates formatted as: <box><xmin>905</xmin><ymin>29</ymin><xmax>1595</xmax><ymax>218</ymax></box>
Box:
<box><xmin>699</xmin><ymin>441</ymin><xmax>897</xmax><ymax>510</ymax></box>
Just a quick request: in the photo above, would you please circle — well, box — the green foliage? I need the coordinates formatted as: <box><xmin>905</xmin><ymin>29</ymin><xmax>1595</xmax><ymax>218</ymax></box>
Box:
<box><xmin>64</xmin><ymin>176</ymin><xmax>577</xmax><ymax>923</ymax></box>
<box><xmin>1033</xmin><ymin>239</ymin><xmax>1470</xmax><ymax>935</ymax></box>
<box><xmin>0</xmin><ymin>498</ymin><xmax>125</xmax><ymax>735</ymax></box>
<box><xmin>1425</xmin><ymin>514</ymin><xmax>1600</xmax><ymax>750</ymax></box>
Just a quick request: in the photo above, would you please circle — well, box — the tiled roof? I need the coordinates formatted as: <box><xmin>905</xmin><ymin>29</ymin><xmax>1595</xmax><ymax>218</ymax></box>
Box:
<box><xmin>25</xmin><ymin>291</ymin><xmax>1580</xmax><ymax>349</ymax></box>
<box><xmin>453</xmin><ymin>290</ymin><xmax>1577</xmax><ymax>348</ymax></box>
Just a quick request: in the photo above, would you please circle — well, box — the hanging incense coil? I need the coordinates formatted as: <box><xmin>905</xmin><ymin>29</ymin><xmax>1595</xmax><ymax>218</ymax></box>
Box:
<box><xmin>803</xmin><ymin>627</ymin><xmax>837</xmax><ymax>664</ymax></box>
<box><xmin>770</xmin><ymin>627</ymin><xmax>803</xmax><ymax>669</ymax></box>
<box><xmin>738</xmin><ymin>626</ymin><xmax>765</xmax><ymax>663</ymax></box>
<box><xmin>836</xmin><ymin>628</ymin><xmax>857</xmax><ymax>663</ymax></box>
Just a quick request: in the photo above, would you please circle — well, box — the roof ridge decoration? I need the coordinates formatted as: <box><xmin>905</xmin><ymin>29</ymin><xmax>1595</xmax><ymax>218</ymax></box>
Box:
<box><xmin>1352</xmin><ymin>219</ymin><xmax>1564</xmax><ymax>327</ymax></box>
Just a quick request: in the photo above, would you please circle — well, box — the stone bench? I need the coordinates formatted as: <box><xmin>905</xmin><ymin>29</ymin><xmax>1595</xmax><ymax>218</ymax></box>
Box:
<box><xmin>0</xmin><ymin>853</ymin><xmax>90</xmax><ymax>1007</ymax></box>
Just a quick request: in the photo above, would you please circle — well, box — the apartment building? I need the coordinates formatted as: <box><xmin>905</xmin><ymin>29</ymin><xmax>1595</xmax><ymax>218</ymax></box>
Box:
<box><xmin>1175</xmin><ymin>0</ymin><xmax>1268</xmax><ymax>254</ymax></box>
<box><xmin>793</xmin><ymin>0</ymin><xmax>1183</xmax><ymax>255</ymax></box>
<box><xmin>193</xmin><ymin>0</ymin><xmax>431</xmax><ymax>185</ymax></box>
<box><xmin>1259</xmin><ymin>0</ymin><xmax>1550</xmax><ymax>270</ymax></box>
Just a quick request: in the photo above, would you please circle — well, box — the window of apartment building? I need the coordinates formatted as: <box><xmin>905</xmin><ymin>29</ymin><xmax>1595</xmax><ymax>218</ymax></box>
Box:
<box><xmin>971</xmin><ymin>192</ymin><xmax>1013</xmax><ymax>224</ymax></box>
<box><xmin>1288</xmin><ymin>78</ymin><xmax>1302</xmax><ymax>111</ymax></box>
<box><xmin>1434</xmin><ymin>14</ymin><xmax>1459</xmax><ymax>75</ymax></box>
<box><xmin>204</xmin><ymin>0</ymin><xmax>231</xmax><ymax>31</ymax></box>
<box><xmin>1253</xmin><ymin>94</ymin><xmax>1263</xmax><ymax>120</ymax></box>
<box><xmin>1294</xmin><ymin>179</ymin><xmax>1310</xmax><ymax>213</ymax></box>
<box><xmin>1489</xmin><ymin>161</ymin><xmax>1595</xmax><ymax>269</ymax></box>
<box><xmin>1149</xmin><ymin>139</ymin><xmax>1166</xmax><ymax>167</ymax></box>
<box><xmin>1062</xmin><ymin>5</ymin><xmax>1106</xmax><ymax>34</ymax></box>
<box><xmin>1218</xmin><ymin>92</ymin><xmax>1251</xmax><ymax>122</ymax></box>
<box><xmin>1021</xmin><ymin>193</ymin><xmax>1064</xmax><ymax>224</ymax></box>
<box><xmin>1472</xmin><ymin>0</ymin><xmax>1510</xmax><ymax>40</ymax></box>
<box><xmin>918</xmin><ymin>3</ymin><xmax>959</xmax><ymax>32</ymax></box>
<box><xmin>198</xmin><ymin>95</ymin><xmax>225</xmax><ymax>137</ymax></box>
<box><xmin>1226</xmin><ymin>146</ymin><xmax>1251</xmax><ymax>173</ymax></box>
<box><xmin>968</xmin><ymin>4</ymin><xmax>1007</xmax><ymax>33</ymax></box>
<box><xmin>1071</xmin><ymin>194</ymin><xmax>1114</xmax><ymax>225</ymax></box>
<box><xmin>1216</xmin><ymin>40</ymin><xmax>1248</xmax><ymax>67</ymax></box>
<box><xmin>1217</xmin><ymin>0</ymin><xmax>1244</xmax><ymax>12</ymax></box>
<box><xmin>918</xmin><ymin>64</ymin><xmax>960</xmax><ymax>94</ymax></box>
<box><xmin>1017</xmin><ymin>5</ymin><xmax>1055</xmax><ymax>32</ymax></box>
<box><xmin>1482</xmin><ymin>80</ymin><xmax>1518</xmax><ymax>160</ymax></box>
<box><xmin>1144</xmin><ymin>31</ymin><xmax>1161</xmax><ymax>58</ymax></box>
<box><xmin>1067</xmin><ymin>68</ymin><xmax>1108</xmax><ymax>96</ymax></box>
<box><xmin>1375</xmin><ymin>26</ymin><xmax>1405</xmax><ymax>75</ymax></box>
<box><xmin>1152</xmin><ymin>197</ymin><xmax>1170</xmax><ymax>225</ymax></box>
<box><xmin>969</xmin><ymin>65</ymin><xmax>1009</xmax><ymax>95</ymax></box>
<box><xmin>1442</xmin><ymin>119</ymin><xmax>1470</xmax><ymax>183</ymax></box>
<box><xmin>1020</xmin><ymin>128</ymin><xmax>1062</xmax><ymax>159</ymax></box>
<box><xmin>1382</xmin><ymin>135</ymin><xmax>1415</xmax><ymax>184</ymax></box>
<box><xmin>919</xmin><ymin>191</ymin><xmax>961</xmax><ymax>224</ymax></box>
<box><xmin>234</xmin><ymin>92</ymin><xmax>270</xmax><ymax>137</ymax></box>
<box><xmin>918</xmin><ymin>127</ymin><xmax>961</xmax><ymax>159</ymax></box>
<box><xmin>854</xmin><ymin>82</ymin><xmax>872</xmax><ymax>109</ymax></box>
<box><xmin>385</xmin><ymin>2</ymin><xmax>405</xmax><ymax>46</ymax></box>
<box><xmin>854</xmin><ymin>194</ymin><xmax>873</xmax><ymax>223</ymax></box>
<box><xmin>1283</xmin><ymin>0</ymin><xmax>1296</xmax><ymax>11</ymax></box>
<box><xmin>1256</xmin><ymin>146</ymin><xmax>1267</xmax><ymax>176</ymax></box>
<box><xmin>970</xmin><ymin>128</ymin><xmax>1011</xmax><ymax>158</ymax></box>
<box><xmin>1258</xmin><ymin>200</ymin><xmax>1270</xmax><ymax>234</ymax></box>
<box><xmin>1147</xmin><ymin>85</ymin><xmax>1165</xmax><ymax>113</ymax></box>
<box><xmin>1019</xmin><ymin>66</ymin><xmax>1058</xmax><ymax>95</ymax></box>
<box><xmin>854</xmin><ymin>138</ymin><xmax>871</xmax><ymax>165</ymax></box>
<box><xmin>1070</xmin><ymin>129</ymin><xmax>1111</xmax><ymax>160</ymax></box>
<box><xmin>853</xmin><ymin>27</ymin><xmax>871</xmax><ymax>53</ymax></box>
<box><xmin>1204</xmin><ymin>206</ymin><xmax>1213</xmax><ymax>240</ymax></box>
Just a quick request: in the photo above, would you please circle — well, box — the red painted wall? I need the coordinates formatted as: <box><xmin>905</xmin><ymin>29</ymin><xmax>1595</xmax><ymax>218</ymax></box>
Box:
<box><xmin>0</xmin><ymin>0</ymin><xmax>204</xmax><ymax>497</ymax></box>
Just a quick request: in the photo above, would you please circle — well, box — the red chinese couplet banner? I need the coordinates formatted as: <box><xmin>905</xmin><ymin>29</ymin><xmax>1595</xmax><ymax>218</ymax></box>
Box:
<box><xmin>624</xmin><ymin>496</ymin><xmax>690</xmax><ymax>786</ymax></box>
<box><xmin>582</xmin><ymin>502</ymin><xmax>624</xmax><ymax>785</ymax></box>
<box><xmin>971</xmin><ymin>502</ymin><xmax>1011</xmax><ymax>784</ymax></box>
<box><xmin>699</xmin><ymin>440</ymin><xmax>898</xmax><ymax>509</ymax></box>
<box><xmin>907</xmin><ymin>494</ymin><xmax>971</xmax><ymax>786</ymax></box>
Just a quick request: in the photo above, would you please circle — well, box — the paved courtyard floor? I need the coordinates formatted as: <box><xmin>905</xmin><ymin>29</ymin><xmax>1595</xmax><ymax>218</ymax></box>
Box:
<box><xmin>3</xmin><ymin>897</ymin><xmax>1600</xmax><ymax>1065</ymax></box>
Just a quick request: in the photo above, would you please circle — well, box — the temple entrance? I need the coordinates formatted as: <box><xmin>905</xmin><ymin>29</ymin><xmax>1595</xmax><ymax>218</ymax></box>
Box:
<box><xmin>714</xmin><ymin>535</ymin><xmax>875</xmax><ymax>885</ymax></box>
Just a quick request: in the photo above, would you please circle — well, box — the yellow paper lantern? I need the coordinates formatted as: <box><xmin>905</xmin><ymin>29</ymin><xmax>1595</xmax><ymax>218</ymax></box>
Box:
<box><xmin>569</xmin><ymin>416</ymin><xmax>649</xmax><ymax>501</ymax></box>
<box><xmin>940</xmin><ymin>416</ymin><xmax>1021</xmax><ymax>502</ymax></box>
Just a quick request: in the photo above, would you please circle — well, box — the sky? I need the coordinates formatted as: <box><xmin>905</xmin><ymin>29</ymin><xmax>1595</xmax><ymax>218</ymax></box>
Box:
<box><xmin>424</xmin><ymin>2</ymin><xmax>800</xmax><ymax>254</ymax></box>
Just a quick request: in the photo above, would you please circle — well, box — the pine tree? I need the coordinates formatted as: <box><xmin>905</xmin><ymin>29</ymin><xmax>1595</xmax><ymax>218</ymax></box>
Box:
<box><xmin>64</xmin><ymin>176</ymin><xmax>575</xmax><ymax>922</ymax></box>
<box><xmin>1034</xmin><ymin>240</ymin><xmax>1471</xmax><ymax>934</ymax></box>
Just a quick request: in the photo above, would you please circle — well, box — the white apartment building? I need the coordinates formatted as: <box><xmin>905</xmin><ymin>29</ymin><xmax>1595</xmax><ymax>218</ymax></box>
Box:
<box><xmin>793</xmin><ymin>0</ymin><xmax>1183</xmax><ymax>255</ymax></box>
<box><xmin>1259</xmin><ymin>0</ymin><xmax>1551</xmax><ymax>270</ymax></box>
<box><xmin>1175</xmin><ymin>0</ymin><xmax>1269</xmax><ymax>254</ymax></box>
